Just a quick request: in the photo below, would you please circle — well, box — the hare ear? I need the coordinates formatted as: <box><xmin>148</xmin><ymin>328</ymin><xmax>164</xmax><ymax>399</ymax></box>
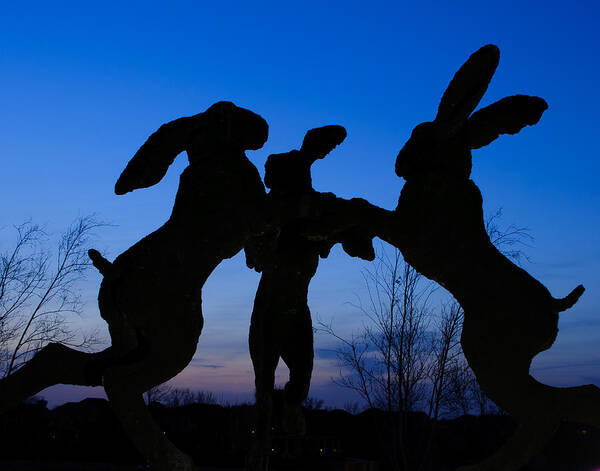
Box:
<box><xmin>435</xmin><ymin>44</ymin><xmax>500</xmax><ymax>125</ymax></box>
<box><xmin>468</xmin><ymin>95</ymin><xmax>548</xmax><ymax>149</ymax></box>
<box><xmin>115</xmin><ymin>116</ymin><xmax>197</xmax><ymax>195</ymax></box>
<box><xmin>299</xmin><ymin>125</ymin><xmax>347</xmax><ymax>163</ymax></box>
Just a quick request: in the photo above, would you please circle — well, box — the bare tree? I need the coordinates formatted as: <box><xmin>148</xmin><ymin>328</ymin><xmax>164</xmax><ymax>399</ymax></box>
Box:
<box><xmin>318</xmin><ymin>248</ymin><xmax>436</xmax><ymax>470</ymax></box>
<box><xmin>318</xmin><ymin>249</ymin><xmax>480</xmax><ymax>471</ymax></box>
<box><xmin>485</xmin><ymin>207</ymin><xmax>533</xmax><ymax>265</ymax></box>
<box><xmin>0</xmin><ymin>216</ymin><xmax>105</xmax><ymax>377</ymax></box>
<box><xmin>159</xmin><ymin>387</ymin><xmax>218</xmax><ymax>407</ymax></box>
<box><xmin>342</xmin><ymin>401</ymin><xmax>363</xmax><ymax>414</ymax></box>
<box><xmin>426</xmin><ymin>300</ymin><xmax>464</xmax><ymax>420</ymax></box>
<box><xmin>302</xmin><ymin>396</ymin><xmax>325</xmax><ymax>410</ymax></box>
<box><xmin>194</xmin><ymin>389</ymin><xmax>218</xmax><ymax>405</ymax></box>
<box><xmin>319</xmin><ymin>249</ymin><xmax>435</xmax><ymax>412</ymax></box>
<box><xmin>144</xmin><ymin>383</ymin><xmax>173</xmax><ymax>405</ymax></box>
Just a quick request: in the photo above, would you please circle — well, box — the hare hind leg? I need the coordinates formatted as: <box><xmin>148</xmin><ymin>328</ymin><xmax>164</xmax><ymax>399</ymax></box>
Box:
<box><xmin>457</xmin><ymin>417</ymin><xmax>559</xmax><ymax>471</ymax></box>
<box><xmin>101</xmin><ymin>303</ymin><xmax>201</xmax><ymax>471</ymax></box>
<box><xmin>0</xmin><ymin>343</ymin><xmax>114</xmax><ymax>412</ymax></box>
<box><xmin>542</xmin><ymin>381</ymin><xmax>600</xmax><ymax>426</ymax></box>
<box><xmin>280</xmin><ymin>307</ymin><xmax>314</xmax><ymax>436</ymax></box>
<box><xmin>102</xmin><ymin>353</ymin><xmax>196</xmax><ymax>471</ymax></box>
<box><xmin>246</xmin><ymin>310</ymin><xmax>280</xmax><ymax>471</ymax></box>
<box><xmin>458</xmin><ymin>375</ymin><xmax>600</xmax><ymax>471</ymax></box>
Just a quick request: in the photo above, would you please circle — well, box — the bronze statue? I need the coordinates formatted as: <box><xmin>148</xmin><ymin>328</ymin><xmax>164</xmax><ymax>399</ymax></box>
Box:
<box><xmin>383</xmin><ymin>44</ymin><xmax>593</xmax><ymax>470</ymax></box>
<box><xmin>244</xmin><ymin>125</ymin><xmax>379</xmax><ymax>470</ymax></box>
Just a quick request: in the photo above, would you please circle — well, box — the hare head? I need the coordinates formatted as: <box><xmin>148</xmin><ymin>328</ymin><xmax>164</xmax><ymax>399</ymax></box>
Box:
<box><xmin>395</xmin><ymin>45</ymin><xmax>548</xmax><ymax>181</ymax></box>
<box><xmin>264</xmin><ymin>125</ymin><xmax>346</xmax><ymax>194</ymax></box>
<box><xmin>194</xmin><ymin>101</ymin><xmax>269</xmax><ymax>156</ymax></box>
<box><xmin>115</xmin><ymin>101</ymin><xmax>268</xmax><ymax>195</ymax></box>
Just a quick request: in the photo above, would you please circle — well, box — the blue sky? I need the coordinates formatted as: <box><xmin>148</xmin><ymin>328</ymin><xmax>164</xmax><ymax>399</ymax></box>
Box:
<box><xmin>1</xmin><ymin>1</ymin><xmax>599</xmax><ymax>408</ymax></box>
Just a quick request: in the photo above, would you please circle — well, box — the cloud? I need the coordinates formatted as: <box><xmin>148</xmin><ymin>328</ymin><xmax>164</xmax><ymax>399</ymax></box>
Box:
<box><xmin>190</xmin><ymin>358</ymin><xmax>225</xmax><ymax>369</ymax></box>
<box><xmin>315</xmin><ymin>348</ymin><xmax>340</xmax><ymax>360</ymax></box>
<box><xmin>533</xmin><ymin>362</ymin><xmax>600</xmax><ymax>372</ymax></box>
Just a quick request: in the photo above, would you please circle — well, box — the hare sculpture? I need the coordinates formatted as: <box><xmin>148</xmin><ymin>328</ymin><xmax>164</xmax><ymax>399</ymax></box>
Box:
<box><xmin>244</xmin><ymin>125</ymin><xmax>380</xmax><ymax>470</ymax></box>
<box><xmin>0</xmin><ymin>101</ymin><xmax>270</xmax><ymax>471</ymax></box>
<box><xmin>385</xmin><ymin>44</ymin><xmax>592</xmax><ymax>470</ymax></box>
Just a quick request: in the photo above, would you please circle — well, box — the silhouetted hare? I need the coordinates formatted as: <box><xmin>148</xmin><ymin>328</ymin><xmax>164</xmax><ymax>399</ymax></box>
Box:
<box><xmin>0</xmin><ymin>102</ymin><xmax>269</xmax><ymax>471</ymax></box>
<box><xmin>245</xmin><ymin>125</ymin><xmax>378</xmax><ymax>470</ymax></box>
<box><xmin>389</xmin><ymin>45</ymin><xmax>591</xmax><ymax>470</ymax></box>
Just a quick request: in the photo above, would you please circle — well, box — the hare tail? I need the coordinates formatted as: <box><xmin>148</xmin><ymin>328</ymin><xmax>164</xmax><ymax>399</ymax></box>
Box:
<box><xmin>88</xmin><ymin>249</ymin><xmax>113</xmax><ymax>276</ymax></box>
<box><xmin>554</xmin><ymin>284</ymin><xmax>585</xmax><ymax>312</ymax></box>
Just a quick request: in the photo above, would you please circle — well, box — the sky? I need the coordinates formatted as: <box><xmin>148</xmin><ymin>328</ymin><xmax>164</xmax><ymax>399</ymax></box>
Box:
<box><xmin>1</xmin><ymin>1</ymin><xmax>599</xmax><ymax>409</ymax></box>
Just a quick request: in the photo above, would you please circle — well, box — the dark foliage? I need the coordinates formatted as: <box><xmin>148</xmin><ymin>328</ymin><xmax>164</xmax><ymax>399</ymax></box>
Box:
<box><xmin>1</xmin><ymin>399</ymin><xmax>598</xmax><ymax>470</ymax></box>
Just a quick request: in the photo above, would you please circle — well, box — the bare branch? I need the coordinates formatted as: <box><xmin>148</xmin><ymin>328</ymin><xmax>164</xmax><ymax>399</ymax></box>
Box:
<box><xmin>485</xmin><ymin>207</ymin><xmax>534</xmax><ymax>265</ymax></box>
<box><xmin>0</xmin><ymin>216</ymin><xmax>108</xmax><ymax>377</ymax></box>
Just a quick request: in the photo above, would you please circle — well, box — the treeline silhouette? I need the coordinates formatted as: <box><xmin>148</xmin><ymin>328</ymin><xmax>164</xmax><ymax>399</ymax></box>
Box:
<box><xmin>0</xmin><ymin>394</ymin><xmax>598</xmax><ymax>470</ymax></box>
